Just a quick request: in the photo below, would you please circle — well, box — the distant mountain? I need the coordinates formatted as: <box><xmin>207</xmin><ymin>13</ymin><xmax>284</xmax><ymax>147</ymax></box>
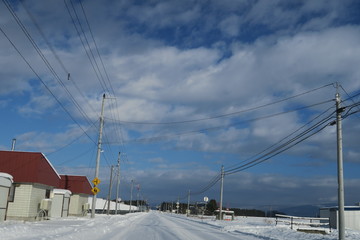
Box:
<box><xmin>278</xmin><ymin>203</ymin><xmax>336</xmax><ymax>217</ymax></box>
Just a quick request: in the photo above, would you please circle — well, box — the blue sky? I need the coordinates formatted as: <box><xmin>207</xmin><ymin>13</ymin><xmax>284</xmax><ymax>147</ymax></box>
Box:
<box><xmin>1</xmin><ymin>0</ymin><xmax>360</xmax><ymax>209</ymax></box>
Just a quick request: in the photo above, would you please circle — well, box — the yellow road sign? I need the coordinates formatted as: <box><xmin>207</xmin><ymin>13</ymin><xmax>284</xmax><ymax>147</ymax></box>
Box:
<box><xmin>92</xmin><ymin>177</ymin><xmax>101</xmax><ymax>185</ymax></box>
<box><xmin>91</xmin><ymin>187</ymin><xmax>100</xmax><ymax>195</ymax></box>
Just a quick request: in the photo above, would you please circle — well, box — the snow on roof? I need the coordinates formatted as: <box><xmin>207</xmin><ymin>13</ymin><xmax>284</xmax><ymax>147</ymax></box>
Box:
<box><xmin>53</xmin><ymin>188</ymin><xmax>72</xmax><ymax>196</ymax></box>
<box><xmin>0</xmin><ymin>172</ymin><xmax>13</xmax><ymax>187</ymax></box>
<box><xmin>0</xmin><ymin>172</ymin><xmax>13</xmax><ymax>181</ymax></box>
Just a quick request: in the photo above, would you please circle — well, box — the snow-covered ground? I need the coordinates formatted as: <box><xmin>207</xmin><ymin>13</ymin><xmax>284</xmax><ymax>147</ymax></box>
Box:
<box><xmin>1</xmin><ymin>211</ymin><xmax>360</xmax><ymax>240</ymax></box>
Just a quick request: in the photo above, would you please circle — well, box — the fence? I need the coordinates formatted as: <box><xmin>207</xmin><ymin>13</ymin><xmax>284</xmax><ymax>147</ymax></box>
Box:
<box><xmin>275</xmin><ymin>214</ymin><xmax>331</xmax><ymax>232</ymax></box>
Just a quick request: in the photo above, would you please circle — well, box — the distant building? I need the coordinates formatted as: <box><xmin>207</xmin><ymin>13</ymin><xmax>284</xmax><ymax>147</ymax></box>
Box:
<box><xmin>0</xmin><ymin>151</ymin><xmax>61</xmax><ymax>221</ymax></box>
<box><xmin>320</xmin><ymin>206</ymin><xmax>360</xmax><ymax>231</ymax></box>
<box><xmin>88</xmin><ymin>197</ymin><xmax>138</xmax><ymax>214</ymax></box>
<box><xmin>59</xmin><ymin>175</ymin><xmax>92</xmax><ymax>216</ymax></box>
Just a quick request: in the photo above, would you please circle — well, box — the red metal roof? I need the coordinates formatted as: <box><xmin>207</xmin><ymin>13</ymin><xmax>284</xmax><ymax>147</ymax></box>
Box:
<box><xmin>0</xmin><ymin>151</ymin><xmax>60</xmax><ymax>187</ymax></box>
<box><xmin>59</xmin><ymin>175</ymin><xmax>92</xmax><ymax>195</ymax></box>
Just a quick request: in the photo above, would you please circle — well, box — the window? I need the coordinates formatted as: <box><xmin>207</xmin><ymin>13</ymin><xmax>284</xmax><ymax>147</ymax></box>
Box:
<box><xmin>45</xmin><ymin>189</ymin><xmax>51</xmax><ymax>198</ymax></box>
<box><xmin>8</xmin><ymin>184</ymin><xmax>15</xmax><ymax>202</ymax></box>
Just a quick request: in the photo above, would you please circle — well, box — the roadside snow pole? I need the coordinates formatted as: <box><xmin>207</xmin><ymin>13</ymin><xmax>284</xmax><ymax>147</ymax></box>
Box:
<box><xmin>219</xmin><ymin>165</ymin><xmax>224</xmax><ymax>220</ymax></box>
<box><xmin>335</xmin><ymin>90</ymin><xmax>345</xmax><ymax>240</ymax></box>
<box><xmin>91</xmin><ymin>94</ymin><xmax>106</xmax><ymax>218</ymax></box>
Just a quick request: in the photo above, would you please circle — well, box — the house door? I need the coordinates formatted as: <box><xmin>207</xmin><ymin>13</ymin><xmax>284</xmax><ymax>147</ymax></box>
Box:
<box><xmin>62</xmin><ymin>196</ymin><xmax>70</xmax><ymax>217</ymax></box>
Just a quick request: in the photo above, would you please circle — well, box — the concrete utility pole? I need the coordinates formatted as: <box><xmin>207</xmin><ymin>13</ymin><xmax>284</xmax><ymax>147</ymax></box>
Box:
<box><xmin>91</xmin><ymin>94</ymin><xmax>106</xmax><ymax>218</ymax></box>
<box><xmin>137</xmin><ymin>184</ymin><xmax>140</xmax><ymax>211</ymax></box>
<box><xmin>107</xmin><ymin>166</ymin><xmax>114</xmax><ymax>215</ymax></box>
<box><xmin>187</xmin><ymin>190</ymin><xmax>190</xmax><ymax>216</ymax></box>
<box><xmin>336</xmin><ymin>90</ymin><xmax>345</xmax><ymax>240</ymax></box>
<box><xmin>219</xmin><ymin>165</ymin><xmax>224</xmax><ymax>220</ymax></box>
<box><xmin>115</xmin><ymin>152</ymin><xmax>121</xmax><ymax>214</ymax></box>
<box><xmin>129</xmin><ymin>180</ymin><xmax>134</xmax><ymax>213</ymax></box>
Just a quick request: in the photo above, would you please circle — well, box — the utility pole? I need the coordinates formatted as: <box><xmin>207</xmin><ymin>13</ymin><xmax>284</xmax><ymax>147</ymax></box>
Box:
<box><xmin>115</xmin><ymin>152</ymin><xmax>121</xmax><ymax>215</ymax></box>
<box><xmin>219</xmin><ymin>165</ymin><xmax>224</xmax><ymax>220</ymax></box>
<box><xmin>336</xmin><ymin>89</ymin><xmax>345</xmax><ymax>240</ymax></box>
<box><xmin>107</xmin><ymin>166</ymin><xmax>114</xmax><ymax>215</ymax></box>
<box><xmin>91</xmin><ymin>94</ymin><xmax>106</xmax><ymax>218</ymax></box>
<box><xmin>137</xmin><ymin>184</ymin><xmax>140</xmax><ymax>211</ymax></box>
<box><xmin>129</xmin><ymin>180</ymin><xmax>134</xmax><ymax>213</ymax></box>
<box><xmin>187</xmin><ymin>190</ymin><xmax>190</xmax><ymax>216</ymax></box>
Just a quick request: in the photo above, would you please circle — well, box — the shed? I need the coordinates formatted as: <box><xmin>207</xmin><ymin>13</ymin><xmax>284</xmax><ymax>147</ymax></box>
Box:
<box><xmin>214</xmin><ymin>209</ymin><xmax>235</xmax><ymax>221</ymax></box>
<box><xmin>59</xmin><ymin>175</ymin><xmax>92</xmax><ymax>216</ymax></box>
<box><xmin>0</xmin><ymin>151</ymin><xmax>61</xmax><ymax>221</ymax></box>
<box><xmin>50</xmin><ymin>189</ymin><xmax>71</xmax><ymax>218</ymax></box>
<box><xmin>0</xmin><ymin>173</ymin><xmax>13</xmax><ymax>221</ymax></box>
<box><xmin>320</xmin><ymin>206</ymin><xmax>360</xmax><ymax>231</ymax></box>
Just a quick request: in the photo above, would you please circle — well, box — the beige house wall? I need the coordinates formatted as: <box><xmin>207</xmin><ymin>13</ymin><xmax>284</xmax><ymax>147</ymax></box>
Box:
<box><xmin>69</xmin><ymin>194</ymin><xmax>88</xmax><ymax>216</ymax></box>
<box><xmin>7</xmin><ymin>183</ymin><xmax>52</xmax><ymax>221</ymax></box>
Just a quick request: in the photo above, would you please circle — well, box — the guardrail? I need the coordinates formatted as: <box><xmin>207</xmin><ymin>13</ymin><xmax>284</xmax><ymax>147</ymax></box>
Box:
<box><xmin>275</xmin><ymin>214</ymin><xmax>331</xmax><ymax>232</ymax></box>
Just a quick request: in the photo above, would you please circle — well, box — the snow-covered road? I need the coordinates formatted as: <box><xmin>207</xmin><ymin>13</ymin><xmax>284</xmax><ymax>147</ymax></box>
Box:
<box><xmin>1</xmin><ymin>211</ymin><xmax>360</xmax><ymax>240</ymax></box>
<box><xmin>115</xmin><ymin>212</ymin><xmax>255</xmax><ymax>240</ymax></box>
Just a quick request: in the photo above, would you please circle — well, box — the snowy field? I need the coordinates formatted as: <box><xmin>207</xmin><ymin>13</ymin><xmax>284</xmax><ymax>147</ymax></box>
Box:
<box><xmin>1</xmin><ymin>211</ymin><xmax>360</xmax><ymax>240</ymax></box>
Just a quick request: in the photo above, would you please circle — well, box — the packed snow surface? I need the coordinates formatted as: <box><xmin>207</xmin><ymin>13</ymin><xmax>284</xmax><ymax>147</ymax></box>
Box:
<box><xmin>1</xmin><ymin>211</ymin><xmax>360</xmax><ymax>240</ymax></box>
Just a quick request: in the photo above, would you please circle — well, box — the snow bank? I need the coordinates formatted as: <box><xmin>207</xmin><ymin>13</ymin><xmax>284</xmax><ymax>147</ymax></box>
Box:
<box><xmin>87</xmin><ymin>197</ymin><xmax>138</xmax><ymax>211</ymax></box>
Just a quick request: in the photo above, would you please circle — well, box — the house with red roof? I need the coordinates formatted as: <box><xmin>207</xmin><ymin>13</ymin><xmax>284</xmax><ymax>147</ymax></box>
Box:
<box><xmin>59</xmin><ymin>175</ymin><xmax>92</xmax><ymax>216</ymax></box>
<box><xmin>0</xmin><ymin>151</ymin><xmax>61</xmax><ymax>221</ymax></box>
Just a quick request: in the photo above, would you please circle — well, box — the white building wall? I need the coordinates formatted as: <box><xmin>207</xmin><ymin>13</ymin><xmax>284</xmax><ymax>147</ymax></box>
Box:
<box><xmin>7</xmin><ymin>184</ymin><xmax>32</xmax><ymax>219</ymax></box>
<box><xmin>69</xmin><ymin>194</ymin><xmax>88</xmax><ymax>216</ymax></box>
<box><xmin>344</xmin><ymin>211</ymin><xmax>360</xmax><ymax>231</ymax></box>
<box><xmin>323</xmin><ymin>207</ymin><xmax>360</xmax><ymax>231</ymax></box>
<box><xmin>29</xmin><ymin>184</ymin><xmax>49</xmax><ymax>219</ymax></box>
<box><xmin>7</xmin><ymin>183</ymin><xmax>51</xmax><ymax>221</ymax></box>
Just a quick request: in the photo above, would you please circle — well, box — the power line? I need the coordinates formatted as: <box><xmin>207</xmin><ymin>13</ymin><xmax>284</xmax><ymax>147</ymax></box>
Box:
<box><xmin>224</xmin><ymin>110</ymin><xmax>336</xmax><ymax>175</ymax></box>
<box><xmin>65</xmin><ymin>0</ymin><xmax>128</xmax><ymax>164</ymax></box>
<box><xmin>2</xmin><ymin>0</ymin><xmax>97</xmax><ymax>144</ymax></box>
<box><xmin>107</xmin><ymin>83</ymin><xmax>335</xmax><ymax>125</ymax></box>
<box><xmin>20</xmin><ymin>0</ymin><xmax>98</xmax><ymax>117</ymax></box>
<box><xmin>113</xmin><ymin>99</ymin><xmax>333</xmax><ymax>144</ymax></box>
<box><xmin>0</xmin><ymin>24</ymin><xmax>96</xmax><ymax>145</ymax></box>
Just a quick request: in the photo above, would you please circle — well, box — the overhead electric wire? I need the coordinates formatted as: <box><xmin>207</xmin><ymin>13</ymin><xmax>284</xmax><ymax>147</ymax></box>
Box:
<box><xmin>47</xmin><ymin>121</ymin><xmax>99</xmax><ymax>156</ymax></box>
<box><xmin>109</xmin><ymin>83</ymin><xmax>335</xmax><ymax>125</ymax></box>
<box><xmin>0</xmin><ymin>25</ymin><xmax>96</xmax><ymax>145</ymax></box>
<box><xmin>224</xmin><ymin>109</ymin><xmax>336</xmax><ymax>175</ymax></box>
<box><xmin>20</xmin><ymin>0</ymin><xmax>98</xmax><ymax>116</ymax></box>
<box><xmin>115</xmin><ymin>99</ymin><xmax>333</xmax><ymax>144</ymax></box>
<box><xmin>340</xmin><ymin>85</ymin><xmax>360</xmax><ymax>120</ymax></box>
<box><xmin>191</xmin><ymin>173</ymin><xmax>221</xmax><ymax>196</ymax></box>
<box><xmin>64</xmin><ymin>0</ymin><xmax>108</xmax><ymax>92</ymax></box>
<box><xmin>225</xmin><ymin>104</ymin><xmax>336</xmax><ymax>170</ymax></box>
<box><xmin>2</xmin><ymin>0</ymin><xmax>98</xmax><ymax>144</ymax></box>
<box><xmin>66</xmin><ymin>0</ymin><xmax>128</xmax><ymax>163</ymax></box>
<box><xmin>4</xmin><ymin>0</ymin><xmax>94</xmax><ymax>127</ymax></box>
